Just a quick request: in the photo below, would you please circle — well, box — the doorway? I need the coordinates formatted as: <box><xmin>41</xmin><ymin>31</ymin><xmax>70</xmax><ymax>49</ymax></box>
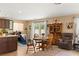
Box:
<box><xmin>31</xmin><ymin>21</ymin><xmax>47</xmax><ymax>39</ymax></box>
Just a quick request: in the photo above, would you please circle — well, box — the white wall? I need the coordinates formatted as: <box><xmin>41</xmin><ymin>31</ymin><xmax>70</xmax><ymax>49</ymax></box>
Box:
<box><xmin>75</xmin><ymin>17</ymin><xmax>79</xmax><ymax>35</ymax></box>
<box><xmin>74</xmin><ymin>17</ymin><xmax>79</xmax><ymax>43</ymax></box>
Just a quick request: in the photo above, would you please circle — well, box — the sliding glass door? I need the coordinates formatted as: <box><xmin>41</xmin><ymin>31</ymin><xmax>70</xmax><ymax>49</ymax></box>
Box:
<box><xmin>31</xmin><ymin>21</ymin><xmax>47</xmax><ymax>39</ymax></box>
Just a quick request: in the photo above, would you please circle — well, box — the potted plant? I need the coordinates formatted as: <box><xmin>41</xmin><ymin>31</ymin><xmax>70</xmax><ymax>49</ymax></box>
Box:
<box><xmin>1</xmin><ymin>29</ymin><xmax>8</xmax><ymax>36</ymax></box>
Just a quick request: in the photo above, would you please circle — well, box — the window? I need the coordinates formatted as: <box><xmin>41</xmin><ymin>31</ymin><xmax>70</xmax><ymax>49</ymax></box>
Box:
<box><xmin>13</xmin><ymin>22</ymin><xmax>24</xmax><ymax>32</ymax></box>
<box><xmin>40</xmin><ymin>22</ymin><xmax>45</xmax><ymax>34</ymax></box>
<box><xmin>31</xmin><ymin>21</ymin><xmax>47</xmax><ymax>38</ymax></box>
<box><xmin>34</xmin><ymin>23</ymin><xmax>40</xmax><ymax>34</ymax></box>
<box><xmin>75</xmin><ymin>17</ymin><xmax>79</xmax><ymax>35</ymax></box>
<box><xmin>74</xmin><ymin>17</ymin><xmax>79</xmax><ymax>43</ymax></box>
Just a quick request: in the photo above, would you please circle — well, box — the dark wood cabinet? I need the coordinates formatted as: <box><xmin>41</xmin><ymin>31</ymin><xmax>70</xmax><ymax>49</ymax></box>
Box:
<box><xmin>7</xmin><ymin>37</ymin><xmax>17</xmax><ymax>51</ymax></box>
<box><xmin>0</xmin><ymin>20</ymin><xmax>2</xmax><ymax>28</ymax></box>
<box><xmin>1</xmin><ymin>20</ymin><xmax>5</xmax><ymax>28</ymax></box>
<box><xmin>5</xmin><ymin>20</ymin><xmax>10</xmax><ymax>28</ymax></box>
<box><xmin>0</xmin><ymin>36</ymin><xmax>18</xmax><ymax>54</ymax></box>
<box><xmin>48</xmin><ymin>23</ymin><xmax>62</xmax><ymax>33</ymax></box>
<box><xmin>0</xmin><ymin>19</ymin><xmax>10</xmax><ymax>28</ymax></box>
<box><xmin>48</xmin><ymin>24</ymin><xmax>54</xmax><ymax>34</ymax></box>
<box><xmin>48</xmin><ymin>23</ymin><xmax>62</xmax><ymax>45</ymax></box>
<box><xmin>0</xmin><ymin>38</ymin><xmax>7</xmax><ymax>53</ymax></box>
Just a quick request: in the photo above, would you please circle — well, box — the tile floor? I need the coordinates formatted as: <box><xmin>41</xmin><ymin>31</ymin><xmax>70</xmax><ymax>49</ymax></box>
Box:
<box><xmin>0</xmin><ymin>43</ymin><xmax>79</xmax><ymax>56</ymax></box>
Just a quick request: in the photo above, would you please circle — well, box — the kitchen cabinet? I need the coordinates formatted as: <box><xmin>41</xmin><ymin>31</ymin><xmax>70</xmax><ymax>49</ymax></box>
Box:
<box><xmin>0</xmin><ymin>37</ymin><xmax>7</xmax><ymax>53</ymax></box>
<box><xmin>0</xmin><ymin>19</ymin><xmax>10</xmax><ymax>28</ymax></box>
<box><xmin>0</xmin><ymin>20</ymin><xmax>2</xmax><ymax>28</ymax></box>
<box><xmin>5</xmin><ymin>20</ymin><xmax>10</xmax><ymax>28</ymax></box>
<box><xmin>0</xmin><ymin>35</ymin><xmax>18</xmax><ymax>54</ymax></box>
<box><xmin>7</xmin><ymin>37</ymin><xmax>17</xmax><ymax>51</ymax></box>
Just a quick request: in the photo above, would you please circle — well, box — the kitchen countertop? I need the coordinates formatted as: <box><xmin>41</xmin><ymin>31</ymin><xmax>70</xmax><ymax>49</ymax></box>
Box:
<box><xmin>0</xmin><ymin>35</ymin><xmax>18</xmax><ymax>38</ymax></box>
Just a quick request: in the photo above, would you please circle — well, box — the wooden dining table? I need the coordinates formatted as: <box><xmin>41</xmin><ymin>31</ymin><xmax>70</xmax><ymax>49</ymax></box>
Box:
<box><xmin>33</xmin><ymin>38</ymin><xmax>48</xmax><ymax>51</ymax></box>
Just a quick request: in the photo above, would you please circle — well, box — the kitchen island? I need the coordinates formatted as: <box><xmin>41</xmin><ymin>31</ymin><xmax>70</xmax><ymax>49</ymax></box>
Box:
<box><xmin>0</xmin><ymin>35</ymin><xmax>18</xmax><ymax>54</ymax></box>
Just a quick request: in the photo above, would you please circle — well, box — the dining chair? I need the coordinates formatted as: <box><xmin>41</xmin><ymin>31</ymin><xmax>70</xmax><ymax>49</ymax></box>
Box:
<box><xmin>26</xmin><ymin>39</ymin><xmax>36</xmax><ymax>53</ymax></box>
<box><xmin>43</xmin><ymin>35</ymin><xmax>53</xmax><ymax>50</ymax></box>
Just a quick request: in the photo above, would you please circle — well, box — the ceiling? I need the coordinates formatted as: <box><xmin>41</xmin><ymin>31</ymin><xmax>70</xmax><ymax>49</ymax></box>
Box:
<box><xmin>0</xmin><ymin>3</ymin><xmax>79</xmax><ymax>20</ymax></box>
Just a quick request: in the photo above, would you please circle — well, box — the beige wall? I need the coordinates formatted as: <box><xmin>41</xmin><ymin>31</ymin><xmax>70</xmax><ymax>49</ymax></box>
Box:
<box><xmin>13</xmin><ymin>15</ymin><xmax>75</xmax><ymax>38</ymax></box>
<box><xmin>13</xmin><ymin>20</ymin><xmax>32</xmax><ymax>38</ymax></box>
<box><xmin>47</xmin><ymin>16</ymin><xmax>74</xmax><ymax>33</ymax></box>
<box><xmin>23</xmin><ymin>21</ymin><xmax>32</xmax><ymax>38</ymax></box>
<box><xmin>13</xmin><ymin>20</ymin><xmax>25</xmax><ymax>33</ymax></box>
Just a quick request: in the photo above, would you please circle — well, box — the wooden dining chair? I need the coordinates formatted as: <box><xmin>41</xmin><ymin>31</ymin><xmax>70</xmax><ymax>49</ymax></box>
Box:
<box><xmin>43</xmin><ymin>34</ymin><xmax>53</xmax><ymax>50</ymax></box>
<box><xmin>26</xmin><ymin>39</ymin><xmax>36</xmax><ymax>53</ymax></box>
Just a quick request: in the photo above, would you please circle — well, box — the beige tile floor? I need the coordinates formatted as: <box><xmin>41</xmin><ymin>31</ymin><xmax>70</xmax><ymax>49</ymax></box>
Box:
<box><xmin>0</xmin><ymin>43</ymin><xmax>79</xmax><ymax>56</ymax></box>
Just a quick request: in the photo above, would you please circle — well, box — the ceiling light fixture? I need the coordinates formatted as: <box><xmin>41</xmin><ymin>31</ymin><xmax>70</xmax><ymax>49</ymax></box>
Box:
<box><xmin>53</xmin><ymin>3</ymin><xmax>62</xmax><ymax>5</ymax></box>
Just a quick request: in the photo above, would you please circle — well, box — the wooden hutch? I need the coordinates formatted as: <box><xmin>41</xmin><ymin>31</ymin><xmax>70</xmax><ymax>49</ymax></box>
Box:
<box><xmin>48</xmin><ymin>20</ymin><xmax>62</xmax><ymax>45</ymax></box>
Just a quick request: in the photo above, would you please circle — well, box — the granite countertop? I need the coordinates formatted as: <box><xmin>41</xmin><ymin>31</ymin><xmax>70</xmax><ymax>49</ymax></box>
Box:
<box><xmin>0</xmin><ymin>35</ymin><xmax>18</xmax><ymax>38</ymax></box>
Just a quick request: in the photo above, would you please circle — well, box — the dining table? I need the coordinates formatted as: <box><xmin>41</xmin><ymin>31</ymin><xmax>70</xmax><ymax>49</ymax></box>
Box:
<box><xmin>33</xmin><ymin>38</ymin><xmax>48</xmax><ymax>51</ymax></box>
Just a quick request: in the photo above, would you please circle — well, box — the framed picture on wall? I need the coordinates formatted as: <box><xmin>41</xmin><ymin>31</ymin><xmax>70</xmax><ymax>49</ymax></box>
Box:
<box><xmin>67</xmin><ymin>22</ymin><xmax>73</xmax><ymax>29</ymax></box>
<box><xmin>9</xmin><ymin>20</ymin><xmax>13</xmax><ymax>30</ymax></box>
